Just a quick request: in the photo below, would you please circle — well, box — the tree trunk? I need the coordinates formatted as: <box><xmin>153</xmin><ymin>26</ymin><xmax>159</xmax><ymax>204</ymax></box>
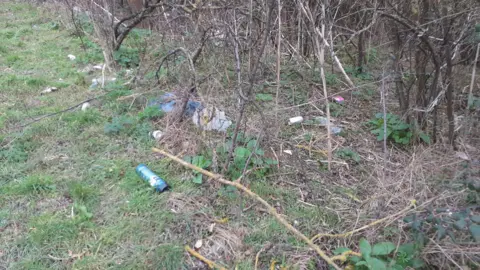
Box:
<box><xmin>357</xmin><ymin>31</ymin><xmax>364</xmax><ymax>73</ymax></box>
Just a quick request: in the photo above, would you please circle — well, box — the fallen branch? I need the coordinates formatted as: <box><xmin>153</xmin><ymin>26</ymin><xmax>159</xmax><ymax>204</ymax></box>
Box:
<box><xmin>18</xmin><ymin>97</ymin><xmax>99</xmax><ymax>129</ymax></box>
<box><xmin>185</xmin><ymin>245</ymin><xmax>226</xmax><ymax>270</ymax></box>
<box><xmin>311</xmin><ymin>200</ymin><xmax>419</xmax><ymax>242</ymax></box>
<box><xmin>152</xmin><ymin>148</ymin><xmax>342</xmax><ymax>270</ymax></box>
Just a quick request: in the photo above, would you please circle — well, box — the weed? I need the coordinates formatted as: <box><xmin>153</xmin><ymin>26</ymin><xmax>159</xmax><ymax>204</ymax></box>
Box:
<box><xmin>6</xmin><ymin>55</ymin><xmax>21</xmax><ymax>66</ymax></box>
<box><xmin>4</xmin><ymin>174</ymin><xmax>56</xmax><ymax>195</ymax></box>
<box><xmin>368</xmin><ymin>113</ymin><xmax>430</xmax><ymax>145</ymax></box>
<box><xmin>335</xmin><ymin>238</ymin><xmax>424</xmax><ymax>270</ymax></box>
<box><xmin>114</xmin><ymin>47</ymin><xmax>140</xmax><ymax>68</ymax></box>
<box><xmin>138</xmin><ymin>106</ymin><xmax>165</xmax><ymax>120</ymax></box>
<box><xmin>403</xmin><ymin>206</ymin><xmax>480</xmax><ymax>243</ymax></box>
<box><xmin>183</xmin><ymin>155</ymin><xmax>212</xmax><ymax>183</ymax></box>
<box><xmin>335</xmin><ymin>148</ymin><xmax>360</xmax><ymax>163</ymax></box>
<box><xmin>217</xmin><ymin>133</ymin><xmax>278</xmax><ymax>180</ymax></box>
<box><xmin>255</xmin><ymin>93</ymin><xmax>274</xmax><ymax>101</ymax></box>
<box><xmin>104</xmin><ymin>115</ymin><xmax>136</xmax><ymax>135</ymax></box>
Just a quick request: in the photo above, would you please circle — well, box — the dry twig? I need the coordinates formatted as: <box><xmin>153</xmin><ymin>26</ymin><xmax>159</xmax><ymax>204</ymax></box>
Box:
<box><xmin>152</xmin><ymin>148</ymin><xmax>342</xmax><ymax>270</ymax></box>
<box><xmin>185</xmin><ymin>245</ymin><xmax>227</xmax><ymax>270</ymax></box>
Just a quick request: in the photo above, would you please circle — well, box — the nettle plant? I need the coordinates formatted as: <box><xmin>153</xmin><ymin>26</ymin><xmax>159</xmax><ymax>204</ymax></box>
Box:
<box><xmin>183</xmin><ymin>133</ymin><xmax>278</xmax><ymax>184</ymax></box>
<box><xmin>403</xmin><ymin>206</ymin><xmax>480</xmax><ymax>243</ymax></box>
<box><xmin>334</xmin><ymin>238</ymin><xmax>424</xmax><ymax>270</ymax></box>
<box><xmin>368</xmin><ymin>113</ymin><xmax>430</xmax><ymax>145</ymax></box>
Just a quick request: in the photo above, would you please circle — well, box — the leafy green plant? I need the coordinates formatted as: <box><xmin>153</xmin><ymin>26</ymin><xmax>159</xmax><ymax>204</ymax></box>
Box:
<box><xmin>334</xmin><ymin>238</ymin><xmax>424</xmax><ymax>270</ymax></box>
<box><xmin>183</xmin><ymin>155</ymin><xmax>212</xmax><ymax>184</ymax></box>
<box><xmin>217</xmin><ymin>133</ymin><xmax>278</xmax><ymax>180</ymax></box>
<box><xmin>104</xmin><ymin>115</ymin><xmax>136</xmax><ymax>135</ymax></box>
<box><xmin>138</xmin><ymin>106</ymin><xmax>165</xmax><ymax>120</ymax></box>
<box><xmin>255</xmin><ymin>93</ymin><xmax>273</xmax><ymax>101</ymax></box>
<box><xmin>368</xmin><ymin>113</ymin><xmax>430</xmax><ymax>145</ymax></box>
<box><xmin>113</xmin><ymin>47</ymin><xmax>140</xmax><ymax>68</ymax></box>
<box><xmin>335</xmin><ymin>148</ymin><xmax>360</xmax><ymax>163</ymax></box>
<box><xmin>403</xmin><ymin>206</ymin><xmax>480</xmax><ymax>244</ymax></box>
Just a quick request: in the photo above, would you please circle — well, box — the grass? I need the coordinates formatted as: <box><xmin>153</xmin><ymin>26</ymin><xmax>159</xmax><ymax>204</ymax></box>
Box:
<box><xmin>3</xmin><ymin>2</ymin><xmax>474</xmax><ymax>269</ymax></box>
<box><xmin>0</xmin><ymin>3</ymin><xmax>337</xmax><ymax>268</ymax></box>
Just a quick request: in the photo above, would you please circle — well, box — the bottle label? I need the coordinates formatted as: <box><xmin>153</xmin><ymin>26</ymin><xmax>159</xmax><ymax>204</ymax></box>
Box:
<box><xmin>149</xmin><ymin>176</ymin><xmax>160</xmax><ymax>187</ymax></box>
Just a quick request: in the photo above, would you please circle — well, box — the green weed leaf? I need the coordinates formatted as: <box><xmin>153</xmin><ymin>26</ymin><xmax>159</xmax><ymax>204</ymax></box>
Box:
<box><xmin>193</xmin><ymin>174</ymin><xmax>203</xmax><ymax>184</ymax></box>
<box><xmin>365</xmin><ymin>257</ymin><xmax>387</xmax><ymax>270</ymax></box>
<box><xmin>469</xmin><ymin>224</ymin><xmax>480</xmax><ymax>242</ymax></box>
<box><xmin>359</xmin><ymin>238</ymin><xmax>372</xmax><ymax>258</ymax></box>
<box><xmin>371</xmin><ymin>242</ymin><xmax>395</xmax><ymax>256</ymax></box>
<box><xmin>453</xmin><ymin>219</ymin><xmax>467</xmax><ymax>230</ymax></box>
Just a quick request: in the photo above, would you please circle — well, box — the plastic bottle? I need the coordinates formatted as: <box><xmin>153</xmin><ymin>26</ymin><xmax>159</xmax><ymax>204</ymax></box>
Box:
<box><xmin>135</xmin><ymin>164</ymin><xmax>169</xmax><ymax>192</ymax></box>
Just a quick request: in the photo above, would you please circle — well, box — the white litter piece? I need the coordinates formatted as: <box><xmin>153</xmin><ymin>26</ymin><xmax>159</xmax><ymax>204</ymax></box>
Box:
<box><xmin>283</xmin><ymin>150</ymin><xmax>293</xmax><ymax>155</ymax></box>
<box><xmin>81</xmin><ymin>102</ymin><xmax>91</xmax><ymax>111</ymax></box>
<box><xmin>151</xmin><ymin>130</ymin><xmax>163</xmax><ymax>140</ymax></box>
<box><xmin>40</xmin><ymin>87</ymin><xmax>58</xmax><ymax>95</ymax></box>
<box><xmin>67</xmin><ymin>54</ymin><xmax>76</xmax><ymax>61</ymax></box>
<box><xmin>192</xmin><ymin>106</ymin><xmax>232</xmax><ymax>132</ymax></box>
<box><xmin>456</xmin><ymin>152</ymin><xmax>470</xmax><ymax>161</ymax></box>
<box><xmin>194</xmin><ymin>239</ymin><xmax>203</xmax><ymax>249</ymax></box>
<box><xmin>93</xmin><ymin>64</ymin><xmax>104</xmax><ymax>70</ymax></box>
<box><xmin>288</xmin><ymin>116</ymin><xmax>303</xmax><ymax>125</ymax></box>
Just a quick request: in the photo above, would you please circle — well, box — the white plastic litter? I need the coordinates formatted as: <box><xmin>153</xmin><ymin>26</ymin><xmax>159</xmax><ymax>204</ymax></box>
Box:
<box><xmin>151</xmin><ymin>130</ymin><xmax>163</xmax><ymax>140</ymax></box>
<box><xmin>283</xmin><ymin>150</ymin><xmax>293</xmax><ymax>155</ymax></box>
<box><xmin>40</xmin><ymin>87</ymin><xmax>58</xmax><ymax>95</ymax></box>
<box><xmin>81</xmin><ymin>102</ymin><xmax>91</xmax><ymax>111</ymax></box>
<box><xmin>192</xmin><ymin>106</ymin><xmax>232</xmax><ymax>132</ymax></box>
<box><xmin>67</xmin><ymin>54</ymin><xmax>76</xmax><ymax>61</ymax></box>
<box><xmin>288</xmin><ymin>116</ymin><xmax>304</xmax><ymax>125</ymax></box>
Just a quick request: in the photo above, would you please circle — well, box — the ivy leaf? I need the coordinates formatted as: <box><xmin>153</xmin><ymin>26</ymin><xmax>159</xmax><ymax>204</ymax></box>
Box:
<box><xmin>372</xmin><ymin>242</ymin><xmax>396</xmax><ymax>256</ymax></box>
<box><xmin>359</xmin><ymin>238</ymin><xmax>372</xmax><ymax>258</ymax></box>
<box><xmin>469</xmin><ymin>224</ymin><xmax>480</xmax><ymax>242</ymax></box>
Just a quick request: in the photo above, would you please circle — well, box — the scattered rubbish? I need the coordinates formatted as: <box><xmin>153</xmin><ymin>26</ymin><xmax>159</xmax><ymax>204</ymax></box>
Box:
<box><xmin>330</xmin><ymin>126</ymin><xmax>343</xmax><ymax>135</ymax></box>
<box><xmin>289</xmin><ymin>116</ymin><xmax>304</xmax><ymax>125</ymax></box>
<box><xmin>89</xmin><ymin>77</ymin><xmax>116</xmax><ymax>90</ymax></box>
<box><xmin>89</xmin><ymin>79</ymin><xmax>98</xmax><ymax>89</ymax></box>
<box><xmin>194</xmin><ymin>239</ymin><xmax>203</xmax><ymax>250</ymax></box>
<box><xmin>283</xmin><ymin>150</ymin><xmax>293</xmax><ymax>155</ymax></box>
<box><xmin>208</xmin><ymin>223</ymin><xmax>216</xmax><ymax>233</ymax></box>
<box><xmin>135</xmin><ymin>164</ymin><xmax>169</xmax><ymax>192</ymax></box>
<box><xmin>192</xmin><ymin>106</ymin><xmax>232</xmax><ymax>132</ymax></box>
<box><xmin>40</xmin><ymin>86</ymin><xmax>58</xmax><ymax>95</ymax></box>
<box><xmin>93</xmin><ymin>64</ymin><xmax>103</xmax><ymax>70</ymax></box>
<box><xmin>456</xmin><ymin>152</ymin><xmax>470</xmax><ymax>161</ymax></box>
<box><xmin>148</xmin><ymin>93</ymin><xmax>202</xmax><ymax>117</ymax></box>
<box><xmin>151</xmin><ymin>130</ymin><xmax>163</xmax><ymax>140</ymax></box>
<box><xmin>332</xmin><ymin>96</ymin><xmax>345</xmax><ymax>104</ymax></box>
<box><xmin>81</xmin><ymin>102</ymin><xmax>91</xmax><ymax>111</ymax></box>
<box><xmin>67</xmin><ymin>54</ymin><xmax>76</xmax><ymax>61</ymax></box>
<box><xmin>303</xmin><ymin>116</ymin><xmax>342</xmax><ymax>134</ymax></box>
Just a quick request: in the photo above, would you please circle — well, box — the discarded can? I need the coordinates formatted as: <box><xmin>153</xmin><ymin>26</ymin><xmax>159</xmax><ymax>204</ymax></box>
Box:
<box><xmin>135</xmin><ymin>164</ymin><xmax>169</xmax><ymax>192</ymax></box>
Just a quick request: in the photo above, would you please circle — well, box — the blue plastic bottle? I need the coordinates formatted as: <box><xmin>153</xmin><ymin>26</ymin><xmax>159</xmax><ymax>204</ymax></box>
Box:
<box><xmin>135</xmin><ymin>164</ymin><xmax>169</xmax><ymax>192</ymax></box>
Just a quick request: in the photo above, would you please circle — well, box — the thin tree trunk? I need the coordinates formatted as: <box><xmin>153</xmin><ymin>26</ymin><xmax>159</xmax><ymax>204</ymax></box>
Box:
<box><xmin>275</xmin><ymin>0</ymin><xmax>281</xmax><ymax>135</ymax></box>
<box><xmin>357</xmin><ymin>31</ymin><xmax>364</xmax><ymax>74</ymax></box>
